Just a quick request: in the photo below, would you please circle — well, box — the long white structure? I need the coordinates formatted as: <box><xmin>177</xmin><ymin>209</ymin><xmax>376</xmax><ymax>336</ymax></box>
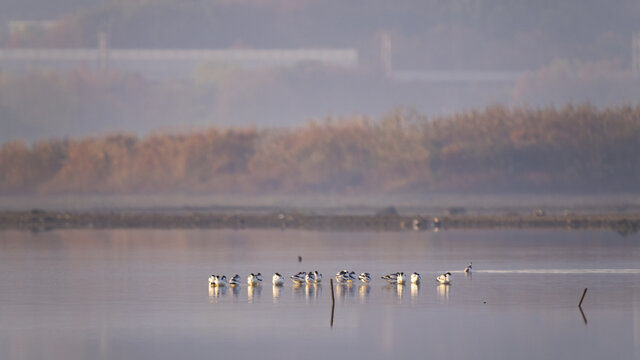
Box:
<box><xmin>0</xmin><ymin>48</ymin><xmax>359</xmax><ymax>67</ymax></box>
<box><xmin>391</xmin><ymin>70</ymin><xmax>522</xmax><ymax>83</ymax></box>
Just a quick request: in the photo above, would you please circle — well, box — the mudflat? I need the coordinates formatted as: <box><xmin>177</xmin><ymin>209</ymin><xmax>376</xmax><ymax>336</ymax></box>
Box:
<box><xmin>2</xmin><ymin>209</ymin><xmax>639</xmax><ymax>234</ymax></box>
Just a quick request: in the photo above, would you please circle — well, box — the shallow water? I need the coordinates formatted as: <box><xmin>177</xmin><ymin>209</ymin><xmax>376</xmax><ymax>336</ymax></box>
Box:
<box><xmin>1</xmin><ymin>229</ymin><xmax>639</xmax><ymax>360</ymax></box>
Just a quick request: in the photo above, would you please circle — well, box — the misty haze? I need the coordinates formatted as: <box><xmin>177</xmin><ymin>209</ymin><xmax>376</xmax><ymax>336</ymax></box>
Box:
<box><xmin>1</xmin><ymin>2</ymin><xmax>639</xmax><ymax>360</ymax></box>
<box><xmin>1</xmin><ymin>0</ymin><xmax>639</xmax><ymax>197</ymax></box>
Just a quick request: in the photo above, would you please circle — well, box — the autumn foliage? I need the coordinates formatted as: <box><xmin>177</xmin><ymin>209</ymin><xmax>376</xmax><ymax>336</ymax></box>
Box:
<box><xmin>1</xmin><ymin>104</ymin><xmax>639</xmax><ymax>195</ymax></box>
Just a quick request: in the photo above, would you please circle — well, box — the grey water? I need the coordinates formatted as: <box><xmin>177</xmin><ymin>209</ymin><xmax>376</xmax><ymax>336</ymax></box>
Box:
<box><xmin>1</xmin><ymin>229</ymin><xmax>639</xmax><ymax>360</ymax></box>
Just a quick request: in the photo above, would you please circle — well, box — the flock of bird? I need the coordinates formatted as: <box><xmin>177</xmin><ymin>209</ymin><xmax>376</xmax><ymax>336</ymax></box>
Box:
<box><xmin>209</xmin><ymin>262</ymin><xmax>472</xmax><ymax>287</ymax></box>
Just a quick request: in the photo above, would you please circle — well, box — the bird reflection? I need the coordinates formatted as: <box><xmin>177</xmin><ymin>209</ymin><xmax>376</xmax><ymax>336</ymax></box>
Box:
<box><xmin>335</xmin><ymin>283</ymin><xmax>356</xmax><ymax>302</ymax></box>
<box><xmin>382</xmin><ymin>283</ymin><xmax>404</xmax><ymax>303</ymax></box>
<box><xmin>272</xmin><ymin>285</ymin><xmax>280</xmax><ymax>303</ymax></box>
<box><xmin>382</xmin><ymin>284</ymin><xmax>397</xmax><ymax>294</ymax></box>
<box><xmin>231</xmin><ymin>284</ymin><xmax>241</xmax><ymax>298</ymax></box>
<box><xmin>411</xmin><ymin>283</ymin><xmax>420</xmax><ymax>304</ymax></box>
<box><xmin>437</xmin><ymin>283</ymin><xmax>450</xmax><ymax>303</ymax></box>
<box><xmin>305</xmin><ymin>284</ymin><xmax>322</xmax><ymax>303</ymax></box>
<box><xmin>248</xmin><ymin>284</ymin><xmax>262</xmax><ymax>303</ymax></box>
<box><xmin>396</xmin><ymin>284</ymin><xmax>405</xmax><ymax>303</ymax></box>
<box><xmin>291</xmin><ymin>283</ymin><xmax>306</xmax><ymax>301</ymax></box>
<box><xmin>358</xmin><ymin>284</ymin><xmax>370</xmax><ymax>303</ymax></box>
<box><xmin>209</xmin><ymin>284</ymin><xmax>227</xmax><ymax>303</ymax></box>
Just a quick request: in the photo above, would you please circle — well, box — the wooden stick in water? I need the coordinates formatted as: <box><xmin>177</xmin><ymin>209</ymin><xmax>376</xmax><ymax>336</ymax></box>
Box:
<box><xmin>330</xmin><ymin>278</ymin><xmax>335</xmax><ymax>327</ymax></box>
<box><xmin>578</xmin><ymin>288</ymin><xmax>588</xmax><ymax>307</ymax></box>
<box><xmin>330</xmin><ymin>302</ymin><xmax>335</xmax><ymax>327</ymax></box>
<box><xmin>578</xmin><ymin>305</ymin><xmax>588</xmax><ymax>324</ymax></box>
<box><xmin>330</xmin><ymin>278</ymin><xmax>335</xmax><ymax>304</ymax></box>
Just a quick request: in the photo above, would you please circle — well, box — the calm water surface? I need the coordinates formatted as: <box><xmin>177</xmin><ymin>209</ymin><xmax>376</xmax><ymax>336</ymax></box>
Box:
<box><xmin>1</xmin><ymin>229</ymin><xmax>639</xmax><ymax>360</ymax></box>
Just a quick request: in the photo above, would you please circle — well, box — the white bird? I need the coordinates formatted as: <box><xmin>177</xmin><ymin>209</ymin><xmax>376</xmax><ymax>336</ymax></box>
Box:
<box><xmin>208</xmin><ymin>274</ymin><xmax>217</xmax><ymax>286</ymax></box>
<box><xmin>336</xmin><ymin>270</ymin><xmax>356</xmax><ymax>283</ymax></box>
<box><xmin>272</xmin><ymin>273</ymin><xmax>284</xmax><ymax>286</ymax></box>
<box><xmin>436</xmin><ymin>272</ymin><xmax>452</xmax><ymax>284</ymax></box>
<box><xmin>411</xmin><ymin>272</ymin><xmax>421</xmax><ymax>284</ymax></box>
<box><xmin>358</xmin><ymin>272</ymin><xmax>371</xmax><ymax>284</ymax></box>
<box><xmin>290</xmin><ymin>271</ymin><xmax>306</xmax><ymax>284</ymax></box>
<box><xmin>247</xmin><ymin>273</ymin><xmax>262</xmax><ymax>286</ymax></box>
<box><xmin>313</xmin><ymin>270</ymin><xmax>322</xmax><ymax>283</ymax></box>
<box><xmin>215</xmin><ymin>275</ymin><xmax>228</xmax><ymax>287</ymax></box>
<box><xmin>382</xmin><ymin>272</ymin><xmax>406</xmax><ymax>284</ymax></box>
<box><xmin>397</xmin><ymin>272</ymin><xmax>407</xmax><ymax>285</ymax></box>
<box><xmin>335</xmin><ymin>270</ymin><xmax>350</xmax><ymax>283</ymax></box>
<box><xmin>464</xmin><ymin>262</ymin><xmax>472</xmax><ymax>273</ymax></box>
<box><xmin>229</xmin><ymin>274</ymin><xmax>241</xmax><ymax>286</ymax></box>
<box><xmin>381</xmin><ymin>272</ymin><xmax>397</xmax><ymax>283</ymax></box>
<box><xmin>305</xmin><ymin>271</ymin><xmax>316</xmax><ymax>284</ymax></box>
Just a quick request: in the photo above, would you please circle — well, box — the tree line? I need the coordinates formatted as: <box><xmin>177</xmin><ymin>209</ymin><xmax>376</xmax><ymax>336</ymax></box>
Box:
<box><xmin>1</xmin><ymin>104</ymin><xmax>639</xmax><ymax>195</ymax></box>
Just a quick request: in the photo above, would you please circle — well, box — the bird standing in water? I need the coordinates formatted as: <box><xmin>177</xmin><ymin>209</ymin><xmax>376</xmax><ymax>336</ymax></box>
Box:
<box><xmin>247</xmin><ymin>273</ymin><xmax>263</xmax><ymax>286</ymax></box>
<box><xmin>272</xmin><ymin>273</ymin><xmax>284</xmax><ymax>286</ymax></box>
<box><xmin>410</xmin><ymin>272</ymin><xmax>421</xmax><ymax>284</ymax></box>
<box><xmin>436</xmin><ymin>272</ymin><xmax>452</xmax><ymax>284</ymax></box>
<box><xmin>358</xmin><ymin>272</ymin><xmax>371</xmax><ymax>284</ymax></box>
<box><xmin>382</xmin><ymin>272</ymin><xmax>406</xmax><ymax>284</ymax></box>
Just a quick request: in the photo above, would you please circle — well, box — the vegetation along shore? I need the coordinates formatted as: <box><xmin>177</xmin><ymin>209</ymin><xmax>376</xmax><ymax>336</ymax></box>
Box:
<box><xmin>2</xmin><ymin>209</ymin><xmax>639</xmax><ymax>235</ymax></box>
<box><xmin>2</xmin><ymin>104</ymin><xmax>639</xmax><ymax>195</ymax></box>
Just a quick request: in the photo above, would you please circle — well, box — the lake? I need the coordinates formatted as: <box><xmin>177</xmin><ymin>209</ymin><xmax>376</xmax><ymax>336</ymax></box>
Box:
<box><xmin>1</xmin><ymin>229</ymin><xmax>639</xmax><ymax>360</ymax></box>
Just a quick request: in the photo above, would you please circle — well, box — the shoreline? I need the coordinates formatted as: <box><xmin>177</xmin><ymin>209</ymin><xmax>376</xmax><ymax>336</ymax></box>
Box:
<box><xmin>2</xmin><ymin>210</ymin><xmax>639</xmax><ymax>235</ymax></box>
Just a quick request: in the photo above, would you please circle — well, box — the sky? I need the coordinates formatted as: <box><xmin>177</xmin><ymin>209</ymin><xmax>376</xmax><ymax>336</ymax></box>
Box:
<box><xmin>1</xmin><ymin>0</ymin><xmax>640</xmax><ymax>144</ymax></box>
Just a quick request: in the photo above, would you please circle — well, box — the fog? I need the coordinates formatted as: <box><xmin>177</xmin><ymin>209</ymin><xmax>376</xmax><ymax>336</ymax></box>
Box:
<box><xmin>1</xmin><ymin>1</ymin><xmax>640</xmax><ymax>198</ymax></box>
<box><xmin>1</xmin><ymin>0</ymin><xmax>639</xmax><ymax>144</ymax></box>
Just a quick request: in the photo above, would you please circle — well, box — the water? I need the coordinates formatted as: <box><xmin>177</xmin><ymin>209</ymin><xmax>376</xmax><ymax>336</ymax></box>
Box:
<box><xmin>1</xmin><ymin>229</ymin><xmax>639</xmax><ymax>360</ymax></box>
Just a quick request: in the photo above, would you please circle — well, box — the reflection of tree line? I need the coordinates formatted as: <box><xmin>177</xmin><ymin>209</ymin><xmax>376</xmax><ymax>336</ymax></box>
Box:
<box><xmin>2</xmin><ymin>104</ymin><xmax>639</xmax><ymax>194</ymax></box>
